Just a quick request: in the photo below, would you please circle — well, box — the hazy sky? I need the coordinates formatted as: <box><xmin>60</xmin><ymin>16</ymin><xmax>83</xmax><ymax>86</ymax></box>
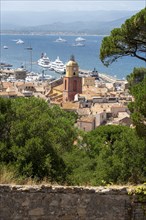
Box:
<box><xmin>1</xmin><ymin>0</ymin><xmax>145</xmax><ymax>12</ymax></box>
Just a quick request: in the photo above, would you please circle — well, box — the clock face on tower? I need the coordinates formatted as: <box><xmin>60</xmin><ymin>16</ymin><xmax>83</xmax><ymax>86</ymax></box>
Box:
<box><xmin>73</xmin><ymin>67</ymin><xmax>76</xmax><ymax>71</ymax></box>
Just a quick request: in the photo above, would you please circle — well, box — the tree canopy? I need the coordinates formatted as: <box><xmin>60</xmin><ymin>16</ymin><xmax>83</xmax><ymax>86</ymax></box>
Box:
<box><xmin>126</xmin><ymin>67</ymin><xmax>146</xmax><ymax>138</ymax></box>
<box><xmin>0</xmin><ymin>97</ymin><xmax>78</xmax><ymax>183</ymax></box>
<box><xmin>128</xmin><ymin>77</ymin><xmax>146</xmax><ymax>138</ymax></box>
<box><xmin>100</xmin><ymin>8</ymin><xmax>146</xmax><ymax>66</ymax></box>
<box><xmin>0</xmin><ymin>97</ymin><xmax>146</xmax><ymax>185</ymax></box>
<box><xmin>126</xmin><ymin>67</ymin><xmax>146</xmax><ymax>88</ymax></box>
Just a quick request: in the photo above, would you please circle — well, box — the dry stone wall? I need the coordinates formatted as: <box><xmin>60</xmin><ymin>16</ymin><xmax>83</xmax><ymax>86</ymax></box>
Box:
<box><xmin>0</xmin><ymin>185</ymin><xmax>146</xmax><ymax>220</ymax></box>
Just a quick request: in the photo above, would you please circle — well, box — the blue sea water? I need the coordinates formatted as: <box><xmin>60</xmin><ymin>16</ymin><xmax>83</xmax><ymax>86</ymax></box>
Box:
<box><xmin>1</xmin><ymin>34</ymin><xmax>145</xmax><ymax>79</ymax></box>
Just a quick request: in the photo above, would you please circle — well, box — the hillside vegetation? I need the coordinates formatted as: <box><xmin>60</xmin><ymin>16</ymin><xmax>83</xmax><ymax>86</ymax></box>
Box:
<box><xmin>0</xmin><ymin>91</ymin><xmax>145</xmax><ymax>185</ymax></box>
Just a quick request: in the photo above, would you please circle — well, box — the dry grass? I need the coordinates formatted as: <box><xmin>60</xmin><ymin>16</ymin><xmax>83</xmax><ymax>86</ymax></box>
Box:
<box><xmin>0</xmin><ymin>165</ymin><xmax>17</xmax><ymax>184</ymax></box>
<box><xmin>0</xmin><ymin>165</ymin><xmax>53</xmax><ymax>186</ymax></box>
<box><xmin>0</xmin><ymin>165</ymin><xmax>145</xmax><ymax>189</ymax></box>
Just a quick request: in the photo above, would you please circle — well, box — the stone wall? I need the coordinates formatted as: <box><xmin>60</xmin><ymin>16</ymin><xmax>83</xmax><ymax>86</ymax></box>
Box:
<box><xmin>0</xmin><ymin>185</ymin><xmax>146</xmax><ymax>220</ymax></box>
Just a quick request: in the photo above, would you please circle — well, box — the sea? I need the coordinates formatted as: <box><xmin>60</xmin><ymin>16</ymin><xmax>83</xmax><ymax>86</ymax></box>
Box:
<box><xmin>1</xmin><ymin>34</ymin><xmax>145</xmax><ymax>80</ymax></box>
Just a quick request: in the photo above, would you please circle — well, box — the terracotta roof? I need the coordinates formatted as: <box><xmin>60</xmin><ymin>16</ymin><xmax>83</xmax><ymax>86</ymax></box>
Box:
<box><xmin>15</xmin><ymin>82</ymin><xmax>25</xmax><ymax>87</ymax></box>
<box><xmin>111</xmin><ymin>104</ymin><xmax>126</xmax><ymax>109</ymax></box>
<box><xmin>91</xmin><ymin>103</ymin><xmax>114</xmax><ymax>114</ymax></box>
<box><xmin>6</xmin><ymin>86</ymin><xmax>16</xmax><ymax>92</ymax></box>
<box><xmin>35</xmin><ymin>86</ymin><xmax>45</xmax><ymax>92</ymax></box>
<box><xmin>77</xmin><ymin>108</ymin><xmax>91</xmax><ymax>116</ymax></box>
<box><xmin>2</xmin><ymin>82</ymin><xmax>13</xmax><ymax>89</ymax></box>
<box><xmin>0</xmin><ymin>91</ymin><xmax>17</xmax><ymax>96</ymax></box>
<box><xmin>21</xmin><ymin>82</ymin><xmax>34</xmax><ymax>87</ymax></box>
<box><xmin>53</xmin><ymin>84</ymin><xmax>64</xmax><ymax>92</ymax></box>
<box><xmin>82</xmin><ymin>85</ymin><xmax>107</xmax><ymax>94</ymax></box>
<box><xmin>62</xmin><ymin>102</ymin><xmax>79</xmax><ymax>110</ymax></box>
<box><xmin>17</xmin><ymin>92</ymin><xmax>24</xmax><ymax>97</ymax></box>
<box><xmin>78</xmin><ymin>115</ymin><xmax>95</xmax><ymax>123</ymax></box>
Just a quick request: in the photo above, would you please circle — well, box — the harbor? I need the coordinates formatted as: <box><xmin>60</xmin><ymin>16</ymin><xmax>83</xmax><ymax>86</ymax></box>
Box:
<box><xmin>0</xmin><ymin>64</ymin><xmax>127</xmax><ymax>85</ymax></box>
<box><xmin>79</xmin><ymin>68</ymin><xmax>121</xmax><ymax>83</ymax></box>
<box><xmin>1</xmin><ymin>35</ymin><xmax>144</xmax><ymax>80</ymax></box>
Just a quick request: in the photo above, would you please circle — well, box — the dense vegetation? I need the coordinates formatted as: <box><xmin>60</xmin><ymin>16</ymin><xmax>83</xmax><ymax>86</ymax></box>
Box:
<box><xmin>126</xmin><ymin>67</ymin><xmax>146</xmax><ymax>139</ymax></box>
<box><xmin>100</xmin><ymin>8</ymin><xmax>146</xmax><ymax>66</ymax></box>
<box><xmin>0</xmin><ymin>95</ymin><xmax>146</xmax><ymax>185</ymax></box>
<box><xmin>0</xmin><ymin>98</ymin><xmax>78</xmax><ymax>184</ymax></box>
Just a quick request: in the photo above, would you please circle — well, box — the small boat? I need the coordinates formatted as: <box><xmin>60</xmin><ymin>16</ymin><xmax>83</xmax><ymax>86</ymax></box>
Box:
<box><xmin>72</xmin><ymin>42</ymin><xmax>85</xmax><ymax>47</ymax></box>
<box><xmin>3</xmin><ymin>46</ymin><xmax>8</xmax><ymax>49</ymax></box>
<box><xmin>37</xmin><ymin>53</ymin><xmax>51</xmax><ymax>68</ymax></box>
<box><xmin>75</xmin><ymin>37</ymin><xmax>86</xmax><ymax>42</ymax></box>
<box><xmin>25</xmin><ymin>47</ymin><xmax>33</xmax><ymax>50</ymax></box>
<box><xmin>55</xmin><ymin>37</ymin><xmax>67</xmax><ymax>43</ymax></box>
<box><xmin>0</xmin><ymin>62</ymin><xmax>13</xmax><ymax>68</ymax></box>
<box><xmin>16</xmin><ymin>39</ymin><xmax>24</xmax><ymax>44</ymax></box>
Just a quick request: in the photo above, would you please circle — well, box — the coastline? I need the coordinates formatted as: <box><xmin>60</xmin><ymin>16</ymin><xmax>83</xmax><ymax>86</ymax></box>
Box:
<box><xmin>0</xmin><ymin>32</ymin><xmax>109</xmax><ymax>37</ymax></box>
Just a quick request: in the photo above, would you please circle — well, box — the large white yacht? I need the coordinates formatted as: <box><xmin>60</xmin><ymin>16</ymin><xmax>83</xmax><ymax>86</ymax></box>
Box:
<box><xmin>37</xmin><ymin>53</ymin><xmax>51</xmax><ymax>68</ymax></box>
<box><xmin>50</xmin><ymin>56</ymin><xmax>65</xmax><ymax>74</ymax></box>
<box><xmin>55</xmin><ymin>37</ymin><xmax>67</xmax><ymax>43</ymax></box>
<box><xmin>16</xmin><ymin>39</ymin><xmax>24</xmax><ymax>44</ymax></box>
<box><xmin>75</xmin><ymin>37</ymin><xmax>86</xmax><ymax>42</ymax></box>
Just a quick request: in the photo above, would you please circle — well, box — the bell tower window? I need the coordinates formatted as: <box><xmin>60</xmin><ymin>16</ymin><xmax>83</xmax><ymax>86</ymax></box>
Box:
<box><xmin>73</xmin><ymin>80</ymin><xmax>77</xmax><ymax>91</ymax></box>
<box><xmin>65</xmin><ymin>79</ymin><xmax>67</xmax><ymax>90</ymax></box>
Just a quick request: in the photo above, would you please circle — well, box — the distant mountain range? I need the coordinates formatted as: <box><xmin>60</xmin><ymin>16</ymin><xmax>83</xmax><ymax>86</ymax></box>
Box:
<box><xmin>1</xmin><ymin>10</ymin><xmax>138</xmax><ymax>35</ymax></box>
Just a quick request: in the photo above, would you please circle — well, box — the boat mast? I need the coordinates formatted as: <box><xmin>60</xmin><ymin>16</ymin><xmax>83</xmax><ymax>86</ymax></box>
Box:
<box><xmin>26</xmin><ymin>46</ymin><xmax>33</xmax><ymax>72</ymax></box>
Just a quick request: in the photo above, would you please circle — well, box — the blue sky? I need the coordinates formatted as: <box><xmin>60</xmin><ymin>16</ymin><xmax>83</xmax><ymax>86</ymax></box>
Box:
<box><xmin>1</xmin><ymin>0</ymin><xmax>145</xmax><ymax>11</ymax></box>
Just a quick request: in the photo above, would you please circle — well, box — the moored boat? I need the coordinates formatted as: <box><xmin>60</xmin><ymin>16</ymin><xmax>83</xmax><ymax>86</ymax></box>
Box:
<box><xmin>50</xmin><ymin>56</ymin><xmax>66</xmax><ymax>74</ymax></box>
<box><xmin>72</xmin><ymin>42</ymin><xmax>85</xmax><ymax>47</ymax></box>
<box><xmin>37</xmin><ymin>53</ymin><xmax>51</xmax><ymax>68</ymax></box>
<box><xmin>3</xmin><ymin>46</ymin><xmax>8</xmax><ymax>49</ymax></box>
<box><xmin>75</xmin><ymin>37</ymin><xmax>86</xmax><ymax>42</ymax></box>
<box><xmin>55</xmin><ymin>37</ymin><xmax>67</xmax><ymax>43</ymax></box>
<box><xmin>16</xmin><ymin>39</ymin><xmax>24</xmax><ymax>44</ymax></box>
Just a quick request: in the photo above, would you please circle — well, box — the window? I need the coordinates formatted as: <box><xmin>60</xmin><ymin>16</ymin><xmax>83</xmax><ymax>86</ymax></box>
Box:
<box><xmin>73</xmin><ymin>80</ymin><xmax>77</xmax><ymax>91</ymax></box>
<box><xmin>65</xmin><ymin>79</ymin><xmax>67</xmax><ymax>90</ymax></box>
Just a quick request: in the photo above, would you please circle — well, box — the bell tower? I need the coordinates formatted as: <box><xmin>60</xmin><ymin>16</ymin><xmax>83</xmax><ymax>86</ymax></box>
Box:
<box><xmin>63</xmin><ymin>55</ymin><xmax>82</xmax><ymax>102</ymax></box>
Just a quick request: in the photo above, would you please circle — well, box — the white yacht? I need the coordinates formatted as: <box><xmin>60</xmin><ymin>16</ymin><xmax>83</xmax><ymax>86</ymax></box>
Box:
<box><xmin>72</xmin><ymin>42</ymin><xmax>85</xmax><ymax>47</ymax></box>
<box><xmin>25</xmin><ymin>72</ymin><xmax>39</xmax><ymax>82</ymax></box>
<box><xmin>75</xmin><ymin>37</ymin><xmax>86</xmax><ymax>42</ymax></box>
<box><xmin>37</xmin><ymin>53</ymin><xmax>51</xmax><ymax>68</ymax></box>
<box><xmin>55</xmin><ymin>37</ymin><xmax>67</xmax><ymax>43</ymax></box>
<box><xmin>38</xmin><ymin>74</ymin><xmax>52</xmax><ymax>81</ymax></box>
<box><xmin>16</xmin><ymin>39</ymin><xmax>24</xmax><ymax>44</ymax></box>
<box><xmin>7</xmin><ymin>75</ymin><xmax>16</xmax><ymax>82</ymax></box>
<box><xmin>3</xmin><ymin>46</ymin><xmax>8</xmax><ymax>49</ymax></box>
<box><xmin>50</xmin><ymin>56</ymin><xmax>65</xmax><ymax>74</ymax></box>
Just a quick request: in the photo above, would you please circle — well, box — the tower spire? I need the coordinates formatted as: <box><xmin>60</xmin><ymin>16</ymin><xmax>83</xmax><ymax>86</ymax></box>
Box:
<box><xmin>70</xmin><ymin>55</ymin><xmax>75</xmax><ymax>61</ymax></box>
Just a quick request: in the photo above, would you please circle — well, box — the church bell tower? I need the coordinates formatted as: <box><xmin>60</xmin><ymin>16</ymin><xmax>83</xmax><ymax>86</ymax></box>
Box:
<box><xmin>63</xmin><ymin>55</ymin><xmax>82</xmax><ymax>102</ymax></box>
